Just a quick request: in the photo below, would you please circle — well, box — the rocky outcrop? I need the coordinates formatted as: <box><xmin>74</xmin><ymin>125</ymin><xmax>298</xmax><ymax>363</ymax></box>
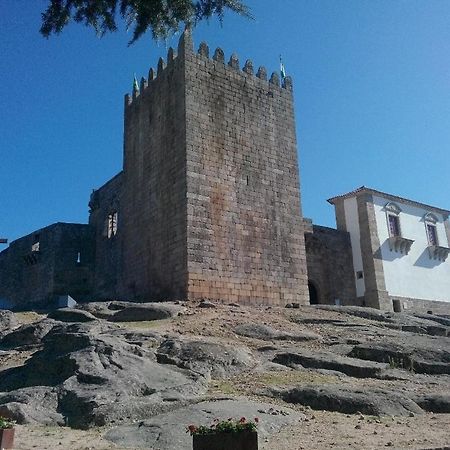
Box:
<box><xmin>273</xmin><ymin>349</ymin><xmax>389</xmax><ymax>378</ymax></box>
<box><xmin>156</xmin><ymin>337</ymin><xmax>256</xmax><ymax>379</ymax></box>
<box><xmin>0</xmin><ymin>321</ymin><xmax>206</xmax><ymax>428</ymax></box>
<box><xmin>0</xmin><ymin>311</ymin><xmax>17</xmax><ymax>336</ymax></box>
<box><xmin>0</xmin><ymin>319</ymin><xmax>56</xmax><ymax>349</ymax></box>
<box><xmin>105</xmin><ymin>399</ymin><xmax>303</xmax><ymax>450</ymax></box>
<box><xmin>48</xmin><ymin>308</ymin><xmax>97</xmax><ymax>323</ymax></box>
<box><xmin>234</xmin><ymin>323</ymin><xmax>320</xmax><ymax>342</ymax></box>
<box><xmin>270</xmin><ymin>385</ymin><xmax>424</xmax><ymax>416</ymax></box>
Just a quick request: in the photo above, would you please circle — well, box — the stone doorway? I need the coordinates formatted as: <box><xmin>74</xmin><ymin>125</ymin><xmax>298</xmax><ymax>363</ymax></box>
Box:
<box><xmin>308</xmin><ymin>281</ymin><xmax>319</xmax><ymax>305</ymax></box>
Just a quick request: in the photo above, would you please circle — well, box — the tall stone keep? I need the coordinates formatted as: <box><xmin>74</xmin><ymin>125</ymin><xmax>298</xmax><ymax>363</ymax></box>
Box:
<box><xmin>106</xmin><ymin>29</ymin><xmax>308</xmax><ymax>305</ymax></box>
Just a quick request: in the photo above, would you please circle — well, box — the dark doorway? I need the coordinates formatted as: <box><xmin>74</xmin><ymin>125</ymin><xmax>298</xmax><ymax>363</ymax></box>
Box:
<box><xmin>308</xmin><ymin>281</ymin><xmax>319</xmax><ymax>305</ymax></box>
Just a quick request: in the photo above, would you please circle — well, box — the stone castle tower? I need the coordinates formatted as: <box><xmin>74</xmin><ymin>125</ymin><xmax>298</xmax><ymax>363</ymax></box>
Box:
<box><xmin>88</xmin><ymin>29</ymin><xmax>309</xmax><ymax>306</ymax></box>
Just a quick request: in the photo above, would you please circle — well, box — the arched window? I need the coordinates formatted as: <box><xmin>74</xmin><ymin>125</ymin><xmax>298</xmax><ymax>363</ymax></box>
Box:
<box><xmin>107</xmin><ymin>211</ymin><xmax>118</xmax><ymax>238</ymax></box>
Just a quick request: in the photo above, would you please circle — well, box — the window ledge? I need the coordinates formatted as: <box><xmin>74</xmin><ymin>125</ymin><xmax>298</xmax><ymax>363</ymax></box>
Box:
<box><xmin>388</xmin><ymin>236</ymin><xmax>414</xmax><ymax>254</ymax></box>
<box><xmin>428</xmin><ymin>245</ymin><xmax>450</xmax><ymax>262</ymax></box>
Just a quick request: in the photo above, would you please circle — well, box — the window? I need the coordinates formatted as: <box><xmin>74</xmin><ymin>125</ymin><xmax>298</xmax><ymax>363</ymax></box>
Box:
<box><xmin>427</xmin><ymin>223</ymin><xmax>438</xmax><ymax>246</ymax></box>
<box><xmin>356</xmin><ymin>270</ymin><xmax>364</xmax><ymax>279</ymax></box>
<box><xmin>424</xmin><ymin>213</ymin><xmax>439</xmax><ymax>246</ymax></box>
<box><xmin>384</xmin><ymin>202</ymin><xmax>413</xmax><ymax>254</ymax></box>
<box><xmin>388</xmin><ymin>214</ymin><xmax>401</xmax><ymax>237</ymax></box>
<box><xmin>31</xmin><ymin>234</ymin><xmax>40</xmax><ymax>252</ymax></box>
<box><xmin>107</xmin><ymin>212</ymin><xmax>118</xmax><ymax>238</ymax></box>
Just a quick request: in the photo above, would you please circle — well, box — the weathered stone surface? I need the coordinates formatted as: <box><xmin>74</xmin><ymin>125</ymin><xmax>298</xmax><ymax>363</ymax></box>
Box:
<box><xmin>0</xmin><ymin>310</ymin><xmax>17</xmax><ymax>335</ymax></box>
<box><xmin>316</xmin><ymin>305</ymin><xmax>395</xmax><ymax>323</ymax></box>
<box><xmin>110</xmin><ymin>303</ymin><xmax>181</xmax><ymax>322</ymax></box>
<box><xmin>270</xmin><ymin>385</ymin><xmax>423</xmax><ymax>416</ymax></box>
<box><xmin>105</xmin><ymin>399</ymin><xmax>303</xmax><ymax>449</ymax></box>
<box><xmin>0</xmin><ymin>387</ymin><xmax>63</xmax><ymax>425</ymax></box>
<box><xmin>198</xmin><ymin>300</ymin><xmax>216</xmax><ymax>309</ymax></box>
<box><xmin>234</xmin><ymin>323</ymin><xmax>320</xmax><ymax>342</ymax></box>
<box><xmin>413</xmin><ymin>393</ymin><xmax>450</xmax><ymax>413</ymax></box>
<box><xmin>273</xmin><ymin>349</ymin><xmax>389</xmax><ymax>378</ymax></box>
<box><xmin>0</xmin><ymin>321</ymin><xmax>206</xmax><ymax>428</ymax></box>
<box><xmin>0</xmin><ymin>319</ymin><xmax>56</xmax><ymax>349</ymax></box>
<box><xmin>156</xmin><ymin>337</ymin><xmax>256</xmax><ymax>378</ymax></box>
<box><xmin>349</xmin><ymin>342</ymin><xmax>450</xmax><ymax>375</ymax></box>
<box><xmin>48</xmin><ymin>308</ymin><xmax>97</xmax><ymax>323</ymax></box>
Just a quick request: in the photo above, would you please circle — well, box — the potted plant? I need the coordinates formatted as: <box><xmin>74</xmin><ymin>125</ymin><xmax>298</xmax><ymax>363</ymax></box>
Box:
<box><xmin>187</xmin><ymin>417</ymin><xmax>258</xmax><ymax>450</ymax></box>
<box><xmin>0</xmin><ymin>416</ymin><xmax>15</xmax><ymax>450</ymax></box>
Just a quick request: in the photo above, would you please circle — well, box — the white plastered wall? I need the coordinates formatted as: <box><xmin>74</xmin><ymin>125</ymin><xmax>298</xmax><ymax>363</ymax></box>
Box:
<box><xmin>343</xmin><ymin>197</ymin><xmax>365</xmax><ymax>297</ymax></box>
<box><xmin>372</xmin><ymin>195</ymin><xmax>450</xmax><ymax>302</ymax></box>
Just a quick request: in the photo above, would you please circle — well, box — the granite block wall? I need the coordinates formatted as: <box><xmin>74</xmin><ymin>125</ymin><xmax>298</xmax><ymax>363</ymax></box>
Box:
<box><xmin>0</xmin><ymin>223</ymin><xmax>94</xmax><ymax>309</ymax></box>
<box><xmin>120</xmin><ymin>45</ymin><xmax>188</xmax><ymax>301</ymax></box>
<box><xmin>183</xmin><ymin>35</ymin><xmax>308</xmax><ymax>305</ymax></box>
<box><xmin>89</xmin><ymin>172</ymin><xmax>123</xmax><ymax>299</ymax></box>
<box><xmin>305</xmin><ymin>222</ymin><xmax>356</xmax><ymax>305</ymax></box>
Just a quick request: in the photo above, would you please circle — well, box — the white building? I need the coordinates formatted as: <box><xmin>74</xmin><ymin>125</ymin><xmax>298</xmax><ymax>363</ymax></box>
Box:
<box><xmin>328</xmin><ymin>187</ymin><xmax>450</xmax><ymax>313</ymax></box>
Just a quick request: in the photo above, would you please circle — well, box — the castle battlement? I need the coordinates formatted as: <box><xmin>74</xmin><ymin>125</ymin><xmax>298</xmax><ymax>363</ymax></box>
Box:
<box><xmin>125</xmin><ymin>29</ymin><xmax>292</xmax><ymax>107</ymax></box>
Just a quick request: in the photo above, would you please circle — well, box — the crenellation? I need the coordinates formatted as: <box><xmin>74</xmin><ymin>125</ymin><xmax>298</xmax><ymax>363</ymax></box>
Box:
<box><xmin>167</xmin><ymin>47</ymin><xmax>176</xmax><ymax>62</ymax></box>
<box><xmin>132</xmin><ymin>83</ymin><xmax>139</xmax><ymax>100</ymax></box>
<box><xmin>157</xmin><ymin>57</ymin><xmax>166</xmax><ymax>75</ymax></box>
<box><xmin>284</xmin><ymin>75</ymin><xmax>293</xmax><ymax>91</ymax></box>
<box><xmin>269</xmin><ymin>72</ymin><xmax>280</xmax><ymax>87</ymax></box>
<box><xmin>228</xmin><ymin>53</ymin><xmax>239</xmax><ymax>69</ymax></box>
<box><xmin>140</xmin><ymin>77</ymin><xmax>147</xmax><ymax>91</ymax></box>
<box><xmin>177</xmin><ymin>25</ymin><xmax>193</xmax><ymax>56</ymax></box>
<box><xmin>198</xmin><ymin>41</ymin><xmax>209</xmax><ymax>58</ymax></box>
<box><xmin>243</xmin><ymin>59</ymin><xmax>254</xmax><ymax>75</ymax></box>
<box><xmin>124</xmin><ymin>93</ymin><xmax>131</xmax><ymax>107</ymax></box>
<box><xmin>213</xmin><ymin>47</ymin><xmax>225</xmax><ymax>63</ymax></box>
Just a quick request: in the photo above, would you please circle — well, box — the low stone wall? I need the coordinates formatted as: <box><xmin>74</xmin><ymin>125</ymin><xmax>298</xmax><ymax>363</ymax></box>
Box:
<box><xmin>391</xmin><ymin>295</ymin><xmax>450</xmax><ymax>315</ymax></box>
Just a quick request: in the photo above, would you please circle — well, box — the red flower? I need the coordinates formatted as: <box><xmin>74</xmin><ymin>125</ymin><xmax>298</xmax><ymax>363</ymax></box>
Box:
<box><xmin>187</xmin><ymin>425</ymin><xmax>197</xmax><ymax>433</ymax></box>
<box><xmin>239</xmin><ymin>417</ymin><xmax>246</xmax><ymax>423</ymax></box>
<box><xmin>254</xmin><ymin>417</ymin><xmax>259</xmax><ymax>423</ymax></box>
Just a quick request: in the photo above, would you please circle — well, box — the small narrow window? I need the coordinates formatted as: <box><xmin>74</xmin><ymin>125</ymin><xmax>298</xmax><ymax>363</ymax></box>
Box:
<box><xmin>107</xmin><ymin>212</ymin><xmax>118</xmax><ymax>238</ymax></box>
<box><xmin>427</xmin><ymin>224</ymin><xmax>438</xmax><ymax>246</ymax></box>
<box><xmin>76</xmin><ymin>252</ymin><xmax>81</xmax><ymax>264</ymax></box>
<box><xmin>356</xmin><ymin>270</ymin><xmax>364</xmax><ymax>279</ymax></box>
<box><xmin>424</xmin><ymin>213</ymin><xmax>439</xmax><ymax>246</ymax></box>
<box><xmin>31</xmin><ymin>234</ymin><xmax>40</xmax><ymax>252</ymax></box>
<box><xmin>388</xmin><ymin>214</ymin><xmax>401</xmax><ymax>237</ymax></box>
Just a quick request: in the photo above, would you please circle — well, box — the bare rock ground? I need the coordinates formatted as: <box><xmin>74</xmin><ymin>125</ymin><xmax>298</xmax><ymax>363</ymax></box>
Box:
<box><xmin>0</xmin><ymin>302</ymin><xmax>449</xmax><ymax>449</ymax></box>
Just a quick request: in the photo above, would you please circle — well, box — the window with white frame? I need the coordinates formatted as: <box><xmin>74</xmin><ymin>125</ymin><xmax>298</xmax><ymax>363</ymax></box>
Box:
<box><xmin>424</xmin><ymin>213</ymin><xmax>439</xmax><ymax>246</ymax></box>
<box><xmin>385</xmin><ymin>202</ymin><xmax>402</xmax><ymax>237</ymax></box>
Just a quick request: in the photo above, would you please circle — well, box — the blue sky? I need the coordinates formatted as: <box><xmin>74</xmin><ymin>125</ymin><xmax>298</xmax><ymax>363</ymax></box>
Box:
<box><xmin>1</xmin><ymin>0</ymin><xmax>450</xmax><ymax>243</ymax></box>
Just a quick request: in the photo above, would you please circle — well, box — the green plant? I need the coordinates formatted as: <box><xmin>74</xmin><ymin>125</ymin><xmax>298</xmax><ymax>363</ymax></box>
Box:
<box><xmin>187</xmin><ymin>417</ymin><xmax>258</xmax><ymax>435</ymax></box>
<box><xmin>0</xmin><ymin>417</ymin><xmax>15</xmax><ymax>429</ymax></box>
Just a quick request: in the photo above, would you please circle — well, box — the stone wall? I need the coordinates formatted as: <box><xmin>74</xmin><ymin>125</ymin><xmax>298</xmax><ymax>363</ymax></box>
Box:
<box><xmin>305</xmin><ymin>222</ymin><xmax>356</xmax><ymax>305</ymax></box>
<box><xmin>89</xmin><ymin>172</ymin><xmax>123</xmax><ymax>299</ymax></box>
<box><xmin>120</xmin><ymin>43</ymin><xmax>188</xmax><ymax>301</ymax></box>
<box><xmin>183</xmin><ymin>35</ymin><xmax>308</xmax><ymax>305</ymax></box>
<box><xmin>118</xmin><ymin>29</ymin><xmax>308</xmax><ymax>305</ymax></box>
<box><xmin>0</xmin><ymin>223</ymin><xmax>94</xmax><ymax>310</ymax></box>
<box><xmin>391</xmin><ymin>296</ymin><xmax>450</xmax><ymax>315</ymax></box>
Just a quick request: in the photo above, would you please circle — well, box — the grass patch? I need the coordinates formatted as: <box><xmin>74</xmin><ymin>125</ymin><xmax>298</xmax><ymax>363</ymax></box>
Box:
<box><xmin>209</xmin><ymin>369</ymin><xmax>338</xmax><ymax>396</ymax></box>
<box><xmin>14</xmin><ymin>311</ymin><xmax>44</xmax><ymax>324</ymax></box>
<box><xmin>116</xmin><ymin>319</ymin><xmax>171</xmax><ymax>330</ymax></box>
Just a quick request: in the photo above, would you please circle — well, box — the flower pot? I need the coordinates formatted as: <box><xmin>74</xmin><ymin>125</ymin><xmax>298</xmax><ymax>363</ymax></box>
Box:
<box><xmin>193</xmin><ymin>431</ymin><xmax>258</xmax><ymax>450</ymax></box>
<box><xmin>0</xmin><ymin>428</ymin><xmax>15</xmax><ymax>450</ymax></box>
